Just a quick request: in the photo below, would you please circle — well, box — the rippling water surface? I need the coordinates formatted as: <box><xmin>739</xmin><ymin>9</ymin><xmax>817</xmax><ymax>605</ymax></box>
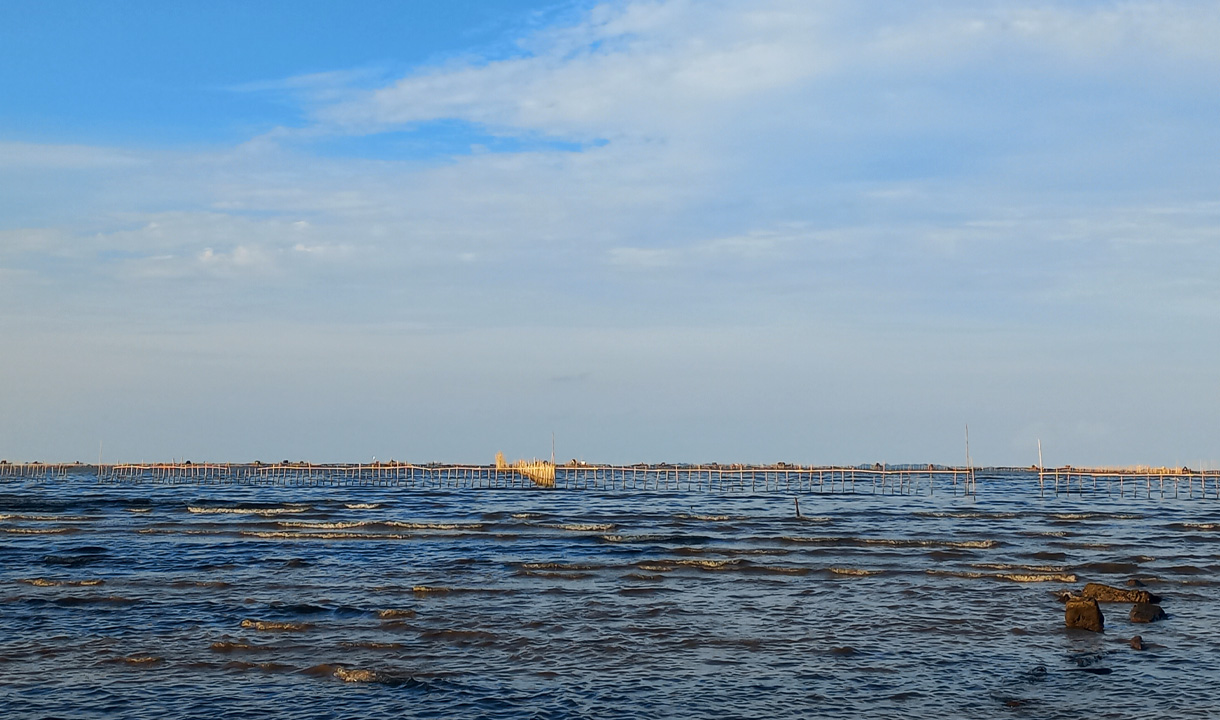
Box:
<box><xmin>2</xmin><ymin>471</ymin><xmax>1219</xmax><ymax>718</ymax></box>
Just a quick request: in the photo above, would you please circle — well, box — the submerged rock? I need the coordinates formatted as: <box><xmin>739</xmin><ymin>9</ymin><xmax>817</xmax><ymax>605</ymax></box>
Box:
<box><xmin>1081</xmin><ymin>583</ymin><xmax>1160</xmax><ymax>604</ymax></box>
<box><xmin>1130</xmin><ymin>635</ymin><xmax>1144</xmax><ymax>650</ymax></box>
<box><xmin>1065</xmin><ymin>597</ymin><xmax>1104</xmax><ymax>632</ymax></box>
<box><xmin>1130</xmin><ymin>603</ymin><xmax>1167</xmax><ymax>623</ymax></box>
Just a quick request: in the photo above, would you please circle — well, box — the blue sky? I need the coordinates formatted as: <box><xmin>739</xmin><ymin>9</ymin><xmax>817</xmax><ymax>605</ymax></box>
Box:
<box><xmin>2</xmin><ymin>0</ymin><xmax>1218</xmax><ymax>466</ymax></box>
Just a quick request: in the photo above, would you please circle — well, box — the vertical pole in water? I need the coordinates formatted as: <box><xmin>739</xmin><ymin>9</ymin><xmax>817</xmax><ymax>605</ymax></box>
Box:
<box><xmin>965</xmin><ymin>424</ymin><xmax>973</xmax><ymax>495</ymax></box>
<box><xmin>1037</xmin><ymin>439</ymin><xmax>1044</xmax><ymax>497</ymax></box>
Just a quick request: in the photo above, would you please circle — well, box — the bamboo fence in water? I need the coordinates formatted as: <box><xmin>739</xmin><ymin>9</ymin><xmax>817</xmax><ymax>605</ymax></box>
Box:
<box><xmin>0</xmin><ymin>460</ymin><xmax>977</xmax><ymax>495</ymax></box>
<box><xmin>4</xmin><ymin>460</ymin><xmax>1218</xmax><ymax>498</ymax></box>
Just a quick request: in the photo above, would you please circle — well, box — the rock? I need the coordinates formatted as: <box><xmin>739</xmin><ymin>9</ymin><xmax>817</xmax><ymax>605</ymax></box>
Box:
<box><xmin>1130</xmin><ymin>603</ymin><xmax>1167</xmax><ymax>623</ymax></box>
<box><xmin>1126</xmin><ymin>578</ymin><xmax>1146</xmax><ymax>587</ymax></box>
<box><xmin>1065</xmin><ymin>597</ymin><xmax>1104</xmax><ymax>632</ymax></box>
<box><xmin>1130</xmin><ymin>635</ymin><xmax>1144</xmax><ymax>650</ymax></box>
<box><xmin>1081</xmin><ymin>583</ymin><xmax>1160</xmax><ymax>604</ymax></box>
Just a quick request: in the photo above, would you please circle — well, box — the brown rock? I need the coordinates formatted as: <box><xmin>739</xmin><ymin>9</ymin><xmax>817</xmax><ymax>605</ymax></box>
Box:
<box><xmin>1130</xmin><ymin>635</ymin><xmax>1144</xmax><ymax>650</ymax></box>
<box><xmin>1065</xmin><ymin>597</ymin><xmax>1104</xmax><ymax>632</ymax></box>
<box><xmin>1081</xmin><ymin>583</ymin><xmax>1161</xmax><ymax>604</ymax></box>
<box><xmin>1130</xmin><ymin>603</ymin><xmax>1167</xmax><ymax>623</ymax></box>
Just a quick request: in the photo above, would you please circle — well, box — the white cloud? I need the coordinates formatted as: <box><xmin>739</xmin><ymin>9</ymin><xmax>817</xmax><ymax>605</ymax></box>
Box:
<box><xmin>311</xmin><ymin>0</ymin><xmax>1220</xmax><ymax>145</ymax></box>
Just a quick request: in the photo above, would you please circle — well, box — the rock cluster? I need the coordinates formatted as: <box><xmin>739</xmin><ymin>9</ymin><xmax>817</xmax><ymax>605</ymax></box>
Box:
<box><xmin>1060</xmin><ymin>582</ymin><xmax>1167</xmax><ymax>633</ymax></box>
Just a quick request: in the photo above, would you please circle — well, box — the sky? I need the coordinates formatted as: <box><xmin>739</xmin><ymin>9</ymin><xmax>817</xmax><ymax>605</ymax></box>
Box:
<box><xmin>1</xmin><ymin>0</ymin><xmax>1218</xmax><ymax>467</ymax></box>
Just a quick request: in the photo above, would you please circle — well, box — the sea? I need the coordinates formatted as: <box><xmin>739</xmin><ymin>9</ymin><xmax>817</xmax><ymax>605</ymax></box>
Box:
<box><xmin>2</xmin><ymin>469</ymin><xmax>1218</xmax><ymax>719</ymax></box>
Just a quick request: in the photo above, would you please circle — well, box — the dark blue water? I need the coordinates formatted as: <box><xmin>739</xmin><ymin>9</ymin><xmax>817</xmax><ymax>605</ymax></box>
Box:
<box><xmin>2</xmin><ymin>471</ymin><xmax>1218</xmax><ymax>718</ymax></box>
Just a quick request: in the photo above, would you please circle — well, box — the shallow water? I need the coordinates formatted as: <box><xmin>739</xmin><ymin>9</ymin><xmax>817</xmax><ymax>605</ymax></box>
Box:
<box><xmin>2</xmin><ymin>470</ymin><xmax>1218</xmax><ymax>718</ymax></box>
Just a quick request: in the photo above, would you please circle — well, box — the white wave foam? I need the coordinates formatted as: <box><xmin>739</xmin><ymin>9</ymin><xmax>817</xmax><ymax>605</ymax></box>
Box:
<box><xmin>239</xmin><ymin>530</ymin><xmax>411</xmax><ymax>540</ymax></box>
<box><xmin>1180</xmin><ymin>522</ymin><xmax>1220</xmax><ymax>530</ymax></box>
<box><xmin>241</xmin><ymin>619</ymin><xmax>312</xmax><ymax>631</ymax></box>
<box><xmin>973</xmin><ymin>563</ymin><xmax>1067</xmax><ymax>573</ymax></box>
<box><xmin>2</xmin><ymin>527</ymin><xmax>76</xmax><ymax>534</ymax></box>
<box><xmin>927</xmin><ymin>569</ymin><xmax>1076</xmax><ymax>582</ymax></box>
<box><xmin>544</xmin><ymin>523</ymin><xmax>615</xmax><ymax>532</ymax></box>
<box><xmin>0</xmin><ymin>514</ymin><xmax>94</xmax><ymax>522</ymax></box>
<box><xmin>829</xmin><ymin>567</ymin><xmax>880</xmax><ymax>576</ymax></box>
<box><xmin>385</xmin><ymin>521</ymin><xmax>484</xmax><ymax>530</ymax></box>
<box><xmin>19</xmin><ymin>578</ymin><xmax>104</xmax><ymax>587</ymax></box>
<box><xmin>188</xmin><ymin>506</ymin><xmax>309</xmax><ymax>516</ymax></box>
<box><xmin>278</xmin><ymin>520</ymin><xmax>371</xmax><ymax>529</ymax></box>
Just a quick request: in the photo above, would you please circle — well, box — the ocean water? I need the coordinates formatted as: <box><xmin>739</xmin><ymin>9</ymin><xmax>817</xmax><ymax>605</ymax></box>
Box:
<box><xmin>2</xmin><ymin>470</ymin><xmax>1218</xmax><ymax>719</ymax></box>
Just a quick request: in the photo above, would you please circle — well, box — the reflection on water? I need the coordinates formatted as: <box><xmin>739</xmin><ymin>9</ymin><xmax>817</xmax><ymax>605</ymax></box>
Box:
<box><xmin>2</xmin><ymin>471</ymin><xmax>1219</xmax><ymax>719</ymax></box>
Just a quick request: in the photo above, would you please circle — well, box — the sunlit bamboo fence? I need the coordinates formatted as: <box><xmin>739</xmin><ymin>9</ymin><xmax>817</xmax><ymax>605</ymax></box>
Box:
<box><xmin>1038</xmin><ymin>466</ymin><xmax>1220</xmax><ymax>499</ymax></box>
<box><xmin>496</xmin><ymin>452</ymin><xmax>555</xmax><ymax>487</ymax></box>
<box><xmin>0</xmin><ymin>460</ymin><xmax>976</xmax><ymax>495</ymax></box>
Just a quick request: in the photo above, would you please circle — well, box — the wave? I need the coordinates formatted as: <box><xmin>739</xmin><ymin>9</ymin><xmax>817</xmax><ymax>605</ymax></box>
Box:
<box><xmin>239</xmin><ymin>530</ymin><xmax>412</xmax><ymax>540</ymax></box>
<box><xmin>781</xmin><ymin>536</ymin><xmax>998</xmax><ymax>549</ymax></box>
<box><xmin>1050</xmin><ymin>513</ymin><xmax>1142</xmax><ymax>521</ymax></box>
<box><xmin>125</xmin><ymin>656</ymin><xmax>162</xmax><ymax>665</ymax></box>
<box><xmin>0</xmin><ymin>514</ymin><xmax>94</xmax><ymax>522</ymax></box>
<box><xmin>914</xmin><ymin>511</ymin><xmax>1019</xmax><ymax>519</ymax></box>
<box><xmin>344</xmin><ymin>503</ymin><xmax>380</xmax><ymax>509</ymax></box>
<box><xmin>169</xmin><ymin>580</ymin><xmax>230</xmax><ymax>589</ymax></box>
<box><xmin>1173</xmin><ymin>522</ymin><xmax>1220</xmax><ymax>531</ymax></box>
<box><xmin>829</xmin><ymin>567</ymin><xmax>881</xmax><ymax>576</ymax></box>
<box><xmin>746</xmin><ymin>565</ymin><xmax>809</xmax><ymax>575</ymax></box>
<box><xmin>278</xmin><ymin>520</ymin><xmax>371</xmax><ymax>529</ymax></box>
<box><xmin>240</xmin><ymin>619</ymin><xmax>312</xmax><ymax>632</ymax></box>
<box><xmin>126</xmin><ymin>508</ymin><xmax>152</xmax><ymax>513</ymax></box>
<box><xmin>972</xmin><ymin>563</ymin><xmax>1067</xmax><ymax>573</ymax></box>
<box><xmin>675</xmin><ymin>514</ymin><xmax>740</xmax><ymax>522</ymax></box>
<box><xmin>927</xmin><ymin>569</ymin><xmax>1076</xmax><ymax>582</ymax></box>
<box><xmin>3</xmin><ymin>527</ymin><xmax>79</xmax><ymax>535</ymax></box>
<box><xmin>520</xmin><ymin>562</ymin><xmax>603</xmax><ymax>571</ymax></box>
<box><xmin>324</xmin><ymin>665</ymin><xmax>420</xmax><ymax>686</ymax></box>
<box><xmin>599</xmin><ymin>534</ymin><xmax>670</xmax><ymax>543</ymax></box>
<box><xmin>385</xmin><ymin>521</ymin><xmax>485</xmax><ymax>530</ymax></box>
<box><xmin>188</xmin><ymin>506</ymin><xmax>310</xmax><ymax>516</ymax></box>
<box><xmin>542</xmin><ymin>522</ymin><xmax>615</xmax><ymax>532</ymax></box>
<box><xmin>519</xmin><ymin>569</ymin><xmax>596</xmax><ymax>579</ymax></box>
<box><xmin>637</xmin><ymin>559</ymin><xmax>742</xmax><ymax>571</ymax></box>
<box><xmin>19</xmin><ymin>578</ymin><xmax>104</xmax><ymax>587</ymax></box>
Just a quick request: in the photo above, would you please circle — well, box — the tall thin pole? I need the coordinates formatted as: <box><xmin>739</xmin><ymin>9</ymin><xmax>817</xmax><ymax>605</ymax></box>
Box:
<box><xmin>965</xmin><ymin>423</ymin><xmax>973</xmax><ymax>492</ymax></box>
<box><xmin>1037</xmin><ymin>439</ymin><xmax>1043</xmax><ymax>470</ymax></box>
<box><xmin>551</xmin><ymin>433</ymin><xmax>555</xmax><ymax>466</ymax></box>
